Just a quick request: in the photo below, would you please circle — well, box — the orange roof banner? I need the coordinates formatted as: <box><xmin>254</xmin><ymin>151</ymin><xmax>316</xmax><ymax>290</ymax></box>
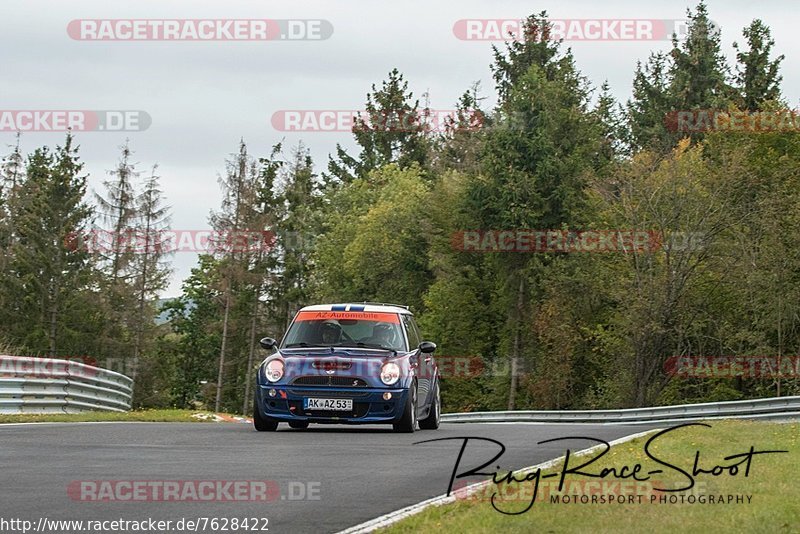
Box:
<box><xmin>295</xmin><ymin>311</ymin><xmax>400</xmax><ymax>323</ymax></box>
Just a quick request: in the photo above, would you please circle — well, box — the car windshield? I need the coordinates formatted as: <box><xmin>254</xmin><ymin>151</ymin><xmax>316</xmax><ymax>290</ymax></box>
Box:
<box><xmin>282</xmin><ymin>311</ymin><xmax>406</xmax><ymax>351</ymax></box>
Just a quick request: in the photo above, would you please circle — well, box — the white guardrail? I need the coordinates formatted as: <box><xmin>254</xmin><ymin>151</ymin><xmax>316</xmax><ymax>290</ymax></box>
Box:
<box><xmin>0</xmin><ymin>355</ymin><xmax>133</xmax><ymax>414</ymax></box>
<box><xmin>442</xmin><ymin>396</ymin><xmax>800</xmax><ymax>425</ymax></box>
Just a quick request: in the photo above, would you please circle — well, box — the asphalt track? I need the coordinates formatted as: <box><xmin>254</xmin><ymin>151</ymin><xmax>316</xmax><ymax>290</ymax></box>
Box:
<box><xmin>0</xmin><ymin>422</ymin><xmax>660</xmax><ymax>533</ymax></box>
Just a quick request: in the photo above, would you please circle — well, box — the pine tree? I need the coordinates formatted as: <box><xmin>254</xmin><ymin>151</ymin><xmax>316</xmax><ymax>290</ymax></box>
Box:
<box><xmin>491</xmin><ymin>11</ymin><xmax>561</xmax><ymax>103</ymax></box>
<box><xmin>93</xmin><ymin>142</ymin><xmax>140</xmax><ymax>365</ymax></box>
<box><xmin>327</xmin><ymin>69</ymin><xmax>430</xmax><ymax>183</ymax></box>
<box><xmin>129</xmin><ymin>165</ymin><xmax>172</xmax><ymax>393</ymax></box>
<box><xmin>733</xmin><ymin>20</ymin><xmax>784</xmax><ymax>110</ymax></box>
<box><xmin>277</xmin><ymin>144</ymin><xmax>321</xmax><ymax>317</ymax></box>
<box><xmin>8</xmin><ymin>134</ymin><xmax>94</xmax><ymax>355</ymax></box>
<box><xmin>593</xmin><ymin>81</ymin><xmax>626</xmax><ymax>165</ymax></box>
<box><xmin>95</xmin><ymin>142</ymin><xmax>139</xmax><ymax>286</ymax></box>
<box><xmin>627</xmin><ymin>53</ymin><xmax>676</xmax><ymax>152</ymax></box>
<box><xmin>669</xmin><ymin>1</ymin><xmax>732</xmax><ymax>110</ymax></box>
<box><xmin>0</xmin><ymin>132</ymin><xmax>25</xmax><ymax>196</ymax></box>
<box><xmin>0</xmin><ymin>139</ymin><xmax>20</xmax><ymax>326</ymax></box>
<box><xmin>0</xmin><ymin>133</ymin><xmax>24</xmax><ymax>266</ymax></box>
<box><xmin>628</xmin><ymin>3</ymin><xmax>736</xmax><ymax>153</ymax></box>
<box><xmin>433</xmin><ymin>82</ymin><xmax>487</xmax><ymax>174</ymax></box>
<box><xmin>1</xmin><ymin>132</ymin><xmax>24</xmax><ymax>197</ymax></box>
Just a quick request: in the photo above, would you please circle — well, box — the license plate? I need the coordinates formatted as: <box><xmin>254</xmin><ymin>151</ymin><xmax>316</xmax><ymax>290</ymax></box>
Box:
<box><xmin>304</xmin><ymin>398</ymin><xmax>353</xmax><ymax>411</ymax></box>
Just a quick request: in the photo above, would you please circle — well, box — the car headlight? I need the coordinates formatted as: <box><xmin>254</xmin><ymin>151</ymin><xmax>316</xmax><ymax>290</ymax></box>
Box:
<box><xmin>265</xmin><ymin>359</ymin><xmax>284</xmax><ymax>383</ymax></box>
<box><xmin>380</xmin><ymin>362</ymin><xmax>401</xmax><ymax>385</ymax></box>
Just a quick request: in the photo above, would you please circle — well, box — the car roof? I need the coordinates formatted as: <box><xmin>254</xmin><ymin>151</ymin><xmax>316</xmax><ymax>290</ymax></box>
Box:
<box><xmin>299</xmin><ymin>303</ymin><xmax>413</xmax><ymax>315</ymax></box>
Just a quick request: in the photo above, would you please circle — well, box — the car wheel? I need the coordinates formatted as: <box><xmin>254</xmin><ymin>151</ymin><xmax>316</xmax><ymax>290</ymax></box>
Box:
<box><xmin>253</xmin><ymin>394</ymin><xmax>279</xmax><ymax>432</ymax></box>
<box><xmin>419</xmin><ymin>381</ymin><xmax>440</xmax><ymax>430</ymax></box>
<box><xmin>288</xmin><ymin>421</ymin><xmax>309</xmax><ymax>429</ymax></box>
<box><xmin>393</xmin><ymin>383</ymin><xmax>417</xmax><ymax>433</ymax></box>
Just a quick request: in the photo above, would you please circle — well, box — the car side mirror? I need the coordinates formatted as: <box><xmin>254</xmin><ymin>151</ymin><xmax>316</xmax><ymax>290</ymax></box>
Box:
<box><xmin>418</xmin><ymin>341</ymin><xmax>437</xmax><ymax>354</ymax></box>
<box><xmin>259</xmin><ymin>337</ymin><xmax>277</xmax><ymax>350</ymax></box>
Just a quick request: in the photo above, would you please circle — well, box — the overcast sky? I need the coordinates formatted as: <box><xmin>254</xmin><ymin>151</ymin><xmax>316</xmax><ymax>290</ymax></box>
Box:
<box><xmin>2</xmin><ymin>0</ymin><xmax>797</xmax><ymax>297</ymax></box>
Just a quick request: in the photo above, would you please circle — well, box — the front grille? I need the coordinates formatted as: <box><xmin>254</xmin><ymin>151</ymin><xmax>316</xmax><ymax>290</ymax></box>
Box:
<box><xmin>291</xmin><ymin>376</ymin><xmax>369</xmax><ymax>387</ymax></box>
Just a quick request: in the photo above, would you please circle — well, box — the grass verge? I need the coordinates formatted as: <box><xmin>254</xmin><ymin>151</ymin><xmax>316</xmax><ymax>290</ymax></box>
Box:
<box><xmin>382</xmin><ymin>420</ymin><xmax>799</xmax><ymax>534</ymax></box>
<box><xmin>0</xmin><ymin>409</ymin><xmax>225</xmax><ymax>424</ymax></box>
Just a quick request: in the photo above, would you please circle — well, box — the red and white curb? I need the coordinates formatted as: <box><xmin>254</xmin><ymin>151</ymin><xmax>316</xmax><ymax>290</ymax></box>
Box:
<box><xmin>337</xmin><ymin>428</ymin><xmax>660</xmax><ymax>533</ymax></box>
<box><xmin>192</xmin><ymin>413</ymin><xmax>253</xmax><ymax>423</ymax></box>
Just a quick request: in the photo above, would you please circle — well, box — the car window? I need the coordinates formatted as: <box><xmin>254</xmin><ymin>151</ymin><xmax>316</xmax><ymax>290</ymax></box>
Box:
<box><xmin>402</xmin><ymin>314</ymin><xmax>420</xmax><ymax>349</ymax></box>
<box><xmin>411</xmin><ymin>318</ymin><xmax>424</xmax><ymax>347</ymax></box>
<box><xmin>283</xmin><ymin>311</ymin><xmax>406</xmax><ymax>351</ymax></box>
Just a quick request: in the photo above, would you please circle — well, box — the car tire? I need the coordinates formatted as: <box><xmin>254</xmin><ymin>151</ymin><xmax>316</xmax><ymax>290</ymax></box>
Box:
<box><xmin>393</xmin><ymin>383</ymin><xmax>417</xmax><ymax>433</ymax></box>
<box><xmin>419</xmin><ymin>381</ymin><xmax>440</xmax><ymax>430</ymax></box>
<box><xmin>253</xmin><ymin>394</ymin><xmax>279</xmax><ymax>432</ymax></box>
<box><xmin>288</xmin><ymin>421</ymin><xmax>309</xmax><ymax>429</ymax></box>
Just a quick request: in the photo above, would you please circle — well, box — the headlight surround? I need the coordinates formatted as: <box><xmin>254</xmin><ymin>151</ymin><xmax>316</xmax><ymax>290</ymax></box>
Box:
<box><xmin>380</xmin><ymin>362</ymin><xmax>401</xmax><ymax>385</ymax></box>
<box><xmin>265</xmin><ymin>359</ymin><xmax>285</xmax><ymax>383</ymax></box>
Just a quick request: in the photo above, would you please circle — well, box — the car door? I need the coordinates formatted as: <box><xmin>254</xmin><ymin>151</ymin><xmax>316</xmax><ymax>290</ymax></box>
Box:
<box><xmin>402</xmin><ymin>314</ymin><xmax>431</xmax><ymax>411</ymax></box>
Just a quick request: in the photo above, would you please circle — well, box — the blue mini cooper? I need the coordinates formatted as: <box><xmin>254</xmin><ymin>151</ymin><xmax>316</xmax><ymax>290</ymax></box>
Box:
<box><xmin>253</xmin><ymin>303</ymin><xmax>440</xmax><ymax>432</ymax></box>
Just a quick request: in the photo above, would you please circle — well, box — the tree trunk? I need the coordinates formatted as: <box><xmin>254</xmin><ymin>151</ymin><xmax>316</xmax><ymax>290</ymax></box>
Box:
<box><xmin>48</xmin><ymin>290</ymin><xmax>58</xmax><ymax>357</ymax></box>
<box><xmin>215</xmin><ymin>289</ymin><xmax>231</xmax><ymax>412</ymax></box>
<box><xmin>130</xmin><ymin>210</ymin><xmax>153</xmax><ymax>398</ymax></box>
<box><xmin>48</xmin><ymin>275</ymin><xmax>60</xmax><ymax>357</ymax></box>
<box><xmin>130</xmin><ymin>264</ymin><xmax>147</xmax><ymax>399</ymax></box>
<box><xmin>507</xmin><ymin>276</ymin><xmax>525</xmax><ymax>410</ymax></box>
<box><xmin>777</xmin><ymin>289</ymin><xmax>783</xmax><ymax>397</ymax></box>
<box><xmin>242</xmin><ymin>292</ymin><xmax>260</xmax><ymax>415</ymax></box>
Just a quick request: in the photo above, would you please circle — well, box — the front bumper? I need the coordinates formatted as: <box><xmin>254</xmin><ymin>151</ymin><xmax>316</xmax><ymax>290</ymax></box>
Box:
<box><xmin>255</xmin><ymin>384</ymin><xmax>409</xmax><ymax>424</ymax></box>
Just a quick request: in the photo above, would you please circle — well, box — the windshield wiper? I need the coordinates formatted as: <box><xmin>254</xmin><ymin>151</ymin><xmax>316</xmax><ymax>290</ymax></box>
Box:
<box><xmin>336</xmin><ymin>342</ymin><xmax>398</xmax><ymax>354</ymax></box>
<box><xmin>284</xmin><ymin>343</ymin><xmax>340</xmax><ymax>354</ymax></box>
